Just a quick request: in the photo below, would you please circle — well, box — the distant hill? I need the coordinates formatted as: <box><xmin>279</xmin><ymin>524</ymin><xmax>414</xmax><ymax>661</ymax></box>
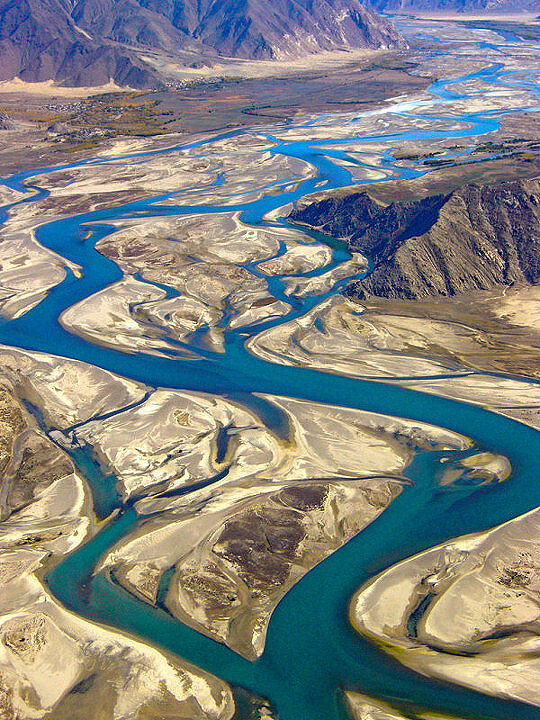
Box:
<box><xmin>364</xmin><ymin>0</ymin><xmax>538</xmax><ymax>13</ymax></box>
<box><xmin>0</xmin><ymin>0</ymin><xmax>406</xmax><ymax>88</ymax></box>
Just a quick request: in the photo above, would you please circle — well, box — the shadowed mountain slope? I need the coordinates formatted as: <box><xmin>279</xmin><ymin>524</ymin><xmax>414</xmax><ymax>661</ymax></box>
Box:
<box><xmin>289</xmin><ymin>179</ymin><xmax>540</xmax><ymax>300</ymax></box>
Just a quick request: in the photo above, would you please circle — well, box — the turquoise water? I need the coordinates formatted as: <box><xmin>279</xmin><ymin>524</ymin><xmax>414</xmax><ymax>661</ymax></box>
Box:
<box><xmin>2</xmin><ymin>33</ymin><xmax>540</xmax><ymax>720</ymax></box>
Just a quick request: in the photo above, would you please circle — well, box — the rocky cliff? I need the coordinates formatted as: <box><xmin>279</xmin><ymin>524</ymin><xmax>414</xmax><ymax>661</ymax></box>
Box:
<box><xmin>289</xmin><ymin>179</ymin><xmax>540</xmax><ymax>300</ymax></box>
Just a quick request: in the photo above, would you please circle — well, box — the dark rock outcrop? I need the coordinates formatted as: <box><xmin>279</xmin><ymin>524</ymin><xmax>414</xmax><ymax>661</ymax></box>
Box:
<box><xmin>0</xmin><ymin>0</ymin><xmax>406</xmax><ymax>88</ymax></box>
<box><xmin>289</xmin><ymin>178</ymin><xmax>540</xmax><ymax>300</ymax></box>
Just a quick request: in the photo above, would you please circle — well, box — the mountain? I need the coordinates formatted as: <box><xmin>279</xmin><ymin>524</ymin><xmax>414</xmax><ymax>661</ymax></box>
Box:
<box><xmin>289</xmin><ymin>179</ymin><xmax>540</xmax><ymax>300</ymax></box>
<box><xmin>364</xmin><ymin>0</ymin><xmax>538</xmax><ymax>13</ymax></box>
<box><xmin>177</xmin><ymin>0</ymin><xmax>406</xmax><ymax>60</ymax></box>
<box><xmin>0</xmin><ymin>0</ymin><xmax>161</xmax><ymax>87</ymax></box>
<box><xmin>0</xmin><ymin>0</ymin><xmax>406</xmax><ymax>88</ymax></box>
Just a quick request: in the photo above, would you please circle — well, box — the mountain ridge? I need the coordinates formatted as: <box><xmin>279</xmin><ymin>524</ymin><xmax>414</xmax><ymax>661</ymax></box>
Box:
<box><xmin>0</xmin><ymin>0</ymin><xmax>406</xmax><ymax>88</ymax></box>
<box><xmin>289</xmin><ymin>178</ymin><xmax>540</xmax><ymax>301</ymax></box>
<box><xmin>364</xmin><ymin>0</ymin><xmax>538</xmax><ymax>14</ymax></box>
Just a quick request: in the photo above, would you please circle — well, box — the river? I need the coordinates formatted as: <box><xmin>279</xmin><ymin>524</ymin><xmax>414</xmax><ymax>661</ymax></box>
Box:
<box><xmin>1</xmin><ymin>21</ymin><xmax>540</xmax><ymax>720</ymax></box>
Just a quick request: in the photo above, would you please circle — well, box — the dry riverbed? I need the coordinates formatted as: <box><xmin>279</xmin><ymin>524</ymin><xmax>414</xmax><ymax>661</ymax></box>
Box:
<box><xmin>248</xmin><ymin>287</ymin><xmax>540</xmax><ymax>430</ymax></box>
<box><xmin>350</xmin><ymin>507</ymin><xmax>540</xmax><ymax>709</ymax></box>
<box><xmin>0</xmin><ymin>366</ymin><xmax>233</xmax><ymax>720</ymax></box>
<box><xmin>0</xmin><ymin>345</ymin><xmax>480</xmax><ymax>665</ymax></box>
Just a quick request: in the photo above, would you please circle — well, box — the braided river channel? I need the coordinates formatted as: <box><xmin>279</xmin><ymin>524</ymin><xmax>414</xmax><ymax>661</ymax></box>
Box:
<box><xmin>2</xmin><ymin>22</ymin><xmax>540</xmax><ymax>720</ymax></box>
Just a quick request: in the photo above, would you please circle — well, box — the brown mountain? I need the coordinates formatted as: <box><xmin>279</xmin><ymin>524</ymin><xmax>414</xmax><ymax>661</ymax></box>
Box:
<box><xmin>0</xmin><ymin>0</ymin><xmax>406</xmax><ymax>88</ymax></box>
<box><xmin>289</xmin><ymin>179</ymin><xmax>540</xmax><ymax>300</ymax></box>
<box><xmin>0</xmin><ymin>0</ymin><xmax>160</xmax><ymax>86</ymax></box>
